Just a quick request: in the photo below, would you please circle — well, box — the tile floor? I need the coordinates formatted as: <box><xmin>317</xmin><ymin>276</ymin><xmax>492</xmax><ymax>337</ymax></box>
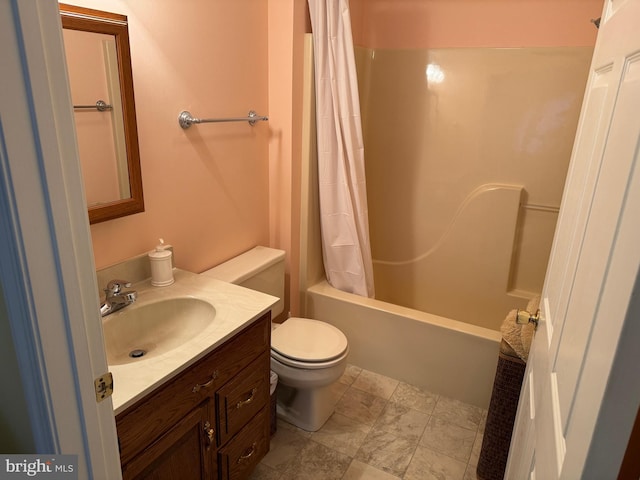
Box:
<box><xmin>250</xmin><ymin>365</ymin><xmax>487</xmax><ymax>480</ymax></box>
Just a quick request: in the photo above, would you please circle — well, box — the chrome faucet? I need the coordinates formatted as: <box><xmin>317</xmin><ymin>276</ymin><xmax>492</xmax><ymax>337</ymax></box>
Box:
<box><xmin>100</xmin><ymin>279</ymin><xmax>137</xmax><ymax>317</ymax></box>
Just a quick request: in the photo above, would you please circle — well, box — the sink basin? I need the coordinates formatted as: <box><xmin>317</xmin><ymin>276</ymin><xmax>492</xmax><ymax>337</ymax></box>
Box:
<box><xmin>103</xmin><ymin>297</ymin><xmax>216</xmax><ymax>365</ymax></box>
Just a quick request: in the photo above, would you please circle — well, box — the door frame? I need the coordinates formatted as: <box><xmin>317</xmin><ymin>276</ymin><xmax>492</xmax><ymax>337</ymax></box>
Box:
<box><xmin>0</xmin><ymin>1</ymin><xmax>121</xmax><ymax>477</ymax></box>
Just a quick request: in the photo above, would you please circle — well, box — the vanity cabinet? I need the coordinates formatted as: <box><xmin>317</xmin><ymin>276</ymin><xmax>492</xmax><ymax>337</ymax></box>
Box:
<box><xmin>116</xmin><ymin>312</ymin><xmax>271</xmax><ymax>480</ymax></box>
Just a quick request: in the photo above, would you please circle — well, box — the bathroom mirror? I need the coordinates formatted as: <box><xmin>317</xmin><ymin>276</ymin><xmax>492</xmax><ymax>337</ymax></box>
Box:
<box><xmin>60</xmin><ymin>3</ymin><xmax>144</xmax><ymax>224</ymax></box>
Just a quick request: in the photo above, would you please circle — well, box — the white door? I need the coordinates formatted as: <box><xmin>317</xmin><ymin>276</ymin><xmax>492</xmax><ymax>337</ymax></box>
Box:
<box><xmin>1</xmin><ymin>1</ymin><xmax>122</xmax><ymax>478</ymax></box>
<box><xmin>506</xmin><ymin>0</ymin><xmax>640</xmax><ymax>478</ymax></box>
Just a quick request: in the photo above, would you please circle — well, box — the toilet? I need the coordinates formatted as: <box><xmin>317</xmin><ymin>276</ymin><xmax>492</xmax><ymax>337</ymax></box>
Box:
<box><xmin>201</xmin><ymin>246</ymin><xmax>349</xmax><ymax>432</ymax></box>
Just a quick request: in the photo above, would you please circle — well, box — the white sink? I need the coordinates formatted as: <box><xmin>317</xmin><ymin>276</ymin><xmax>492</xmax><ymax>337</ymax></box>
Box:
<box><xmin>103</xmin><ymin>297</ymin><xmax>216</xmax><ymax>365</ymax></box>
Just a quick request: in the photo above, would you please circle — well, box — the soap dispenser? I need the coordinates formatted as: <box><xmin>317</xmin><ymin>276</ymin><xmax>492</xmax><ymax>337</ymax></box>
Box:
<box><xmin>149</xmin><ymin>239</ymin><xmax>174</xmax><ymax>286</ymax></box>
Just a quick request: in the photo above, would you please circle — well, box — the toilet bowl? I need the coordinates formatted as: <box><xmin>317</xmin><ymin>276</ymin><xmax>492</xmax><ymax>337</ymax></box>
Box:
<box><xmin>201</xmin><ymin>246</ymin><xmax>349</xmax><ymax>431</ymax></box>
<box><xmin>270</xmin><ymin>317</ymin><xmax>348</xmax><ymax>431</ymax></box>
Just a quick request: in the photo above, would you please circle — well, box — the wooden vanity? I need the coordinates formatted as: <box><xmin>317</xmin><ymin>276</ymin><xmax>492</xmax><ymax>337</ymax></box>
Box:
<box><xmin>115</xmin><ymin>312</ymin><xmax>271</xmax><ymax>479</ymax></box>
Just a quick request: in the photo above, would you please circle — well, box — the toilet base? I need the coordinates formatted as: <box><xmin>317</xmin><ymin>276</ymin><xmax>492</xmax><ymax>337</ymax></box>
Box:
<box><xmin>275</xmin><ymin>382</ymin><xmax>340</xmax><ymax>432</ymax></box>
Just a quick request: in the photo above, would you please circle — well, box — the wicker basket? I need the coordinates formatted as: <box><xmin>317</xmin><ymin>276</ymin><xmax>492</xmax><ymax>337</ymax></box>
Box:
<box><xmin>477</xmin><ymin>341</ymin><xmax>526</xmax><ymax>480</ymax></box>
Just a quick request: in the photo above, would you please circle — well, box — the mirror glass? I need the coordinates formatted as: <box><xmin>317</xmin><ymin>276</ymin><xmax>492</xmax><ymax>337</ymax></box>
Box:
<box><xmin>60</xmin><ymin>3</ymin><xmax>144</xmax><ymax>224</ymax></box>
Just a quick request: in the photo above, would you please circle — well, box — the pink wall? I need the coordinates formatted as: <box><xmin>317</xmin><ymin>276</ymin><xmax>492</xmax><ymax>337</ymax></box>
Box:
<box><xmin>63</xmin><ymin>1</ymin><xmax>603</xmax><ymax>316</ymax></box>
<box><xmin>63</xmin><ymin>1</ymin><xmax>270</xmax><ymax>274</ymax></box>
<box><xmin>350</xmin><ymin>0</ymin><xmax>604</xmax><ymax>48</ymax></box>
<box><xmin>268</xmin><ymin>0</ymin><xmax>308</xmax><ymax>316</ymax></box>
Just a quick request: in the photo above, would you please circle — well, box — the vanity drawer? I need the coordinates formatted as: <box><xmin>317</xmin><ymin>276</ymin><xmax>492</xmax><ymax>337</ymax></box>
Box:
<box><xmin>218</xmin><ymin>407</ymin><xmax>269</xmax><ymax>480</ymax></box>
<box><xmin>216</xmin><ymin>353</ymin><xmax>269</xmax><ymax>446</ymax></box>
<box><xmin>116</xmin><ymin>313</ymin><xmax>270</xmax><ymax>465</ymax></box>
<box><xmin>211</xmin><ymin>313</ymin><xmax>270</xmax><ymax>389</ymax></box>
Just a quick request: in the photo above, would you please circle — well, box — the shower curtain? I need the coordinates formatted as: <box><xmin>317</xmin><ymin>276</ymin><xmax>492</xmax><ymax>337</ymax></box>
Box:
<box><xmin>308</xmin><ymin>0</ymin><xmax>375</xmax><ymax>298</ymax></box>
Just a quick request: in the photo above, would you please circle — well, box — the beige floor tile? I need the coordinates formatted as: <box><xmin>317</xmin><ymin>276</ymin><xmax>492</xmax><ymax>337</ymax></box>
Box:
<box><xmin>390</xmin><ymin>382</ymin><xmax>439</xmax><ymax>415</ymax></box>
<box><xmin>420</xmin><ymin>416</ymin><xmax>476</xmax><ymax>462</ymax></box>
<box><xmin>468</xmin><ymin>432</ymin><xmax>483</xmax><ymax>467</ymax></box>
<box><xmin>352</xmin><ymin>369</ymin><xmax>399</xmax><ymax>400</ymax></box>
<box><xmin>277</xmin><ymin>418</ymin><xmax>312</xmax><ymax>438</ymax></box>
<box><xmin>404</xmin><ymin>445</ymin><xmax>467</xmax><ymax>480</ymax></box>
<box><xmin>340</xmin><ymin>364</ymin><xmax>363</xmax><ymax>386</ymax></box>
<box><xmin>248</xmin><ymin>463</ymin><xmax>281</xmax><ymax>480</ymax></box>
<box><xmin>330</xmin><ymin>379</ymin><xmax>350</xmax><ymax>405</ymax></box>
<box><xmin>373</xmin><ymin>401</ymin><xmax>430</xmax><ymax>441</ymax></box>
<box><xmin>260</xmin><ymin>421</ymin><xmax>310</xmax><ymax>470</ymax></box>
<box><xmin>310</xmin><ymin>412</ymin><xmax>371</xmax><ymax>457</ymax></box>
<box><xmin>432</xmin><ymin>396</ymin><xmax>484</xmax><ymax>431</ymax></box>
<box><xmin>478</xmin><ymin>409</ymin><xmax>488</xmax><ymax>435</ymax></box>
<box><xmin>335</xmin><ymin>386</ymin><xmax>388</xmax><ymax>425</ymax></box>
<box><xmin>342</xmin><ymin>459</ymin><xmax>402</xmax><ymax>480</ymax></box>
<box><xmin>279</xmin><ymin>441</ymin><xmax>351</xmax><ymax>480</ymax></box>
<box><xmin>255</xmin><ymin>366</ymin><xmax>484</xmax><ymax>480</ymax></box>
<box><xmin>464</xmin><ymin>463</ymin><xmax>479</xmax><ymax>480</ymax></box>
<box><xmin>354</xmin><ymin>427</ymin><xmax>418</xmax><ymax>477</ymax></box>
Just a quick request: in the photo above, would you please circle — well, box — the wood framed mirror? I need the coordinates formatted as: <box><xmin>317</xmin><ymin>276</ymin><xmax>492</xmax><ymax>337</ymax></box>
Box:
<box><xmin>60</xmin><ymin>4</ymin><xmax>144</xmax><ymax>224</ymax></box>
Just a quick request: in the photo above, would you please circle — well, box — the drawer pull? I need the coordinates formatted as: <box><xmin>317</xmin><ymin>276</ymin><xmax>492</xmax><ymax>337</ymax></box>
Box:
<box><xmin>236</xmin><ymin>387</ymin><xmax>258</xmax><ymax>409</ymax></box>
<box><xmin>192</xmin><ymin>371</ymin><xmax>218</xmax><ymax>393</ymax></box>
<box><xmin>204</xmin><ymin>421</ymin><xmax>215</xmax><ymax>448</ymax></box>
<box><xmin>237</xmin><ymin>443</ymin><xmax>257</xmax><ymax>464</ymax></box>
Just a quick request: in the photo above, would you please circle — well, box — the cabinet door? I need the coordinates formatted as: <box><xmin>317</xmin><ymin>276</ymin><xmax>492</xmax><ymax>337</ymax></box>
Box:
<box><xmin>122</xmin><ymin>401</ymin><xmax>216</xmax><ymax>480</ymax></box>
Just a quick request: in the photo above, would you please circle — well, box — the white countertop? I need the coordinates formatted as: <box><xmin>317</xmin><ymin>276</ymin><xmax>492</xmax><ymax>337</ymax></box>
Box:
<box><xmin>105</xmin><ymin>269</ymin><xmax>277</xmax><ymax>415</ymax></box>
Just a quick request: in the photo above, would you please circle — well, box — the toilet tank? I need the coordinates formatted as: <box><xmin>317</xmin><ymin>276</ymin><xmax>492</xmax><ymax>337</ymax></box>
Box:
<box><xmin>201</xmin><ymin>246</ymin><xmax>285</xmax><ymax>318</ymax></box>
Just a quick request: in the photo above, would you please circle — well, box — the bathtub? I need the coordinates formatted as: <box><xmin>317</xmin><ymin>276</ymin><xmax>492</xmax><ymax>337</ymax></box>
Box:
<box><xmin>305</xmin><ymin>280</ymin><xmax>501</xmax><ymax>408</ymax></box>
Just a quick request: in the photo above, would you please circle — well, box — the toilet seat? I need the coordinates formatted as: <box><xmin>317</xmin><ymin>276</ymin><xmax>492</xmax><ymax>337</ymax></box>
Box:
<box><xmin>271</xmin><ymin>317</ymin><xmax>348</xmax><ymax>369</ymax></box>
<box><xmin>271</xmin><ymin>348</ymin><xmax>349</xmax><ymax>370</ymax></box>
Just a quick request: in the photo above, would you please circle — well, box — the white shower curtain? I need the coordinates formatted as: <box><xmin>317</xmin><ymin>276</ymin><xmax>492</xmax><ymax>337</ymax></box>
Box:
<box><xmin>308</xmin><ymin>0</ymin><xmax>375</xmax><ymax>298</ymax></box>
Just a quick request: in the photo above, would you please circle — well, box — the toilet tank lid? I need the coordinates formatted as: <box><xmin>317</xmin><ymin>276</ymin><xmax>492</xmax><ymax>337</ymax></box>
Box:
<box><xmin>202</xmin><ymin>246</ymin><xmax>285</xmax><ymax>284</ymax></box>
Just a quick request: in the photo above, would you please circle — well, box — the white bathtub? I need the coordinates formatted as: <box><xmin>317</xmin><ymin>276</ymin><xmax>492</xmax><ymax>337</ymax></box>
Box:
<box><xmin>305</xmin><ymin>280</ymin><xmax>502</xmax><ymax>408</ymax></box>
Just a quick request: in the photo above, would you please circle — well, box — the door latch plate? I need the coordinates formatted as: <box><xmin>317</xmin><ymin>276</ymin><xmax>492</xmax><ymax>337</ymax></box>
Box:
<box><xmin>516</xmin><ymin>309</ymin><xmax>540</xmax><ymax>328</ymax></box>
<box><xmin>95</xmin><ymin>372</ymin><xmax>114</xmax><ymax>402</ymax></box>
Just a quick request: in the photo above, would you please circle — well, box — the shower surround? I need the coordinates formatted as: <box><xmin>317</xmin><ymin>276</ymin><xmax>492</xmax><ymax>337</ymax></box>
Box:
<box><xmin>301</xmin><ymin>44</ymin><xmax>594</xmax><ymax>407</ymax></box>
<box><xmin>356</xmin><ymin>46</ymin><xmax>594</xmax><ymax>329</ymax></box>
<box><xmin>301</xmin><ymin>0</ymin><xmax>601</xmax><ymax>406</ymax></box>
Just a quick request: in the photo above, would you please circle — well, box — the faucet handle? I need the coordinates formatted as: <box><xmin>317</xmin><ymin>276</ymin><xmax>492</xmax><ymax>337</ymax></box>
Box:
<box><xmin>105</xmin><ymin>279</ymin><xmax>132</xmax><ymax>296</ymax></box>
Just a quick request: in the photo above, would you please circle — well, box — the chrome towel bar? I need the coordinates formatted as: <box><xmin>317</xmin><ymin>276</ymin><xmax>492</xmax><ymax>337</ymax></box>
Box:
<box><xmin>74</xmin><ymin>100</ymin><xmax>113</xmax><ymax>112</ymax></box>
<box><xmin>178</xmin><ymin>110</ymin><xmax>268</xmax><ymax>129</ymax></box>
